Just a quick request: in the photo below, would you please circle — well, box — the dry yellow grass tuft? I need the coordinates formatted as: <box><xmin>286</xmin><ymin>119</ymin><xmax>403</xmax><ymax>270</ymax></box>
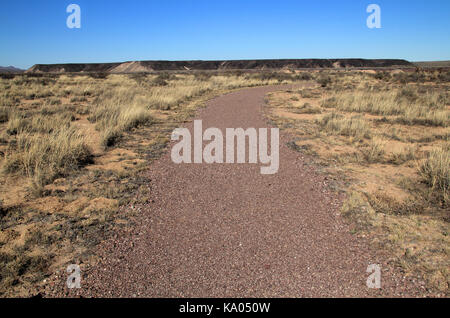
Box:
<box><xmin>322</xmin><ymin>87</ymin><xmax>449</xmax><ymax>127</ymax></box>
<box><xmin>317</xmin><ymin>112</ymin><xmax>371</xmax><ymax>140</ymax></box>
<box><xmin>419</xmin><ymin>145</ymin><xmax>450</xmax><ymax>205</ymax></box>
<box><xmin>3</xmin><ymin>127</ymin><xmax>92</xmax><ymax>195</ymax></box>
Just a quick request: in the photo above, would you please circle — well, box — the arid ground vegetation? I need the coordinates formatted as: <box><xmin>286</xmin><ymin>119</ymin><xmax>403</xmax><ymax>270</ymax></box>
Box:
<box><xmin>265</xmin><ymin>69</ymin><xmax>449</xmax><ymax>293</ymax></box>
<box><xmin>1</xmin><ymin>68</ymin><xmax>448</xmax><ymax>296</ymax></box>
<box><xmin>0</xmin><ymin>71</ymin><xmax>305</xmax><ymax>296</ymax></box>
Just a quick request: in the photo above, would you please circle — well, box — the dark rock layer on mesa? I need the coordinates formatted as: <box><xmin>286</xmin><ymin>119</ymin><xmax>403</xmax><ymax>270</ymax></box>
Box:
<box><xmin>26</xmin><ymin>59</ymin><xmax>413</xmax><ymax>73</ymax></box>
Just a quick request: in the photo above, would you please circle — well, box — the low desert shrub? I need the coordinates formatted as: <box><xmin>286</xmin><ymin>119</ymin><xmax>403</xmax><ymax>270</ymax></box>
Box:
<box><xmin>3</xmin><ymin>127</ymin><xmax>92</xmax><ymax>191</ymax></box>
<box><xmin>317</xmin><ymin>113</ymin><xmax>370</xmax><ymax>140</ymax></box>
<box><xmin>419</xmin><ymin>146</ymin><xmax>450</xmax><ymax>205</ymax></box>
<box><xmin>362</xmin><ymin>138</ymin><xmax>386</xmax><ymax>163</ymax></box>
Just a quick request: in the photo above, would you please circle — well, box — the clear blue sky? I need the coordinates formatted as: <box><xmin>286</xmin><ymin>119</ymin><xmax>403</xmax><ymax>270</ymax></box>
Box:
<box><xmin>1</xmin><ymin>0</ymin><xmax>449</xmax><ymax>69</ymax></box>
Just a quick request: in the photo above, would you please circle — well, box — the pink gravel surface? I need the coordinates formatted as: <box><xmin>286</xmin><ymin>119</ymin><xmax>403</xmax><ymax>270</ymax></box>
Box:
<box><xmin>43</xmin><ymin>84</ymin><xmax>427</xmax><ymax>297</ymax></box>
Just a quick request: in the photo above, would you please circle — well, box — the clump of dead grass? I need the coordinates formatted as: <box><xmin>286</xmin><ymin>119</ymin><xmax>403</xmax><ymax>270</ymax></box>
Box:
<box><xmin>322</xmin><ymin>87</ymin><xmax>449</xmax><ymax>127</ymax></box>
<box><xmin>317</xmin><ymin>112</ymin><xmax>371</xmax><ymax>140</ymax></box>
<box><xmin>291</xmin><ymin>102</ymin><xmax>322</xmax><ymax>114</ymax></box>
<box><xmin>90</xmin><ymin>103</ymin><xmax>153</xmax><ymax>148</ymax></box>
<box><xmin>419</xmin><ymin>145</ymin><xmax>450</xmax><ymax>206</ymax></box>
<box><xmin>362</xmin><ymin>138</ymin><xmax>386</xmax><ymax>163</ymax></box>
<box><xmin>3</xmin><ymin>127</ymin><xmax>92</xmax><ymax>194</ymax></box>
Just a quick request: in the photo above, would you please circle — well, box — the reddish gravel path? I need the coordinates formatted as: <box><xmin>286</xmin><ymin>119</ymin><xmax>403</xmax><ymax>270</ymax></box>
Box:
<box><xmin>45</xmin><ymin>84</ymin><xmax>425</xmax><ymax>297</ymax></box>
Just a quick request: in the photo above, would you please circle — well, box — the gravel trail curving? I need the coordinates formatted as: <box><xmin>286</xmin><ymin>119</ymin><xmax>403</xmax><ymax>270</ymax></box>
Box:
<box><xmin>45</xmin><ymin>84</ymin><xmax>425</xmax><ymax>297</ymax></box>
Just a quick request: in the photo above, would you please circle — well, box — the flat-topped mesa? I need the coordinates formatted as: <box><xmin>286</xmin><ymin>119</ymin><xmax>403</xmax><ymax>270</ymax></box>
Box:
<box><xmin>26</xmin><ymin>58</ymin><xmax>414</xmax><ymax>73</ymax></box>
